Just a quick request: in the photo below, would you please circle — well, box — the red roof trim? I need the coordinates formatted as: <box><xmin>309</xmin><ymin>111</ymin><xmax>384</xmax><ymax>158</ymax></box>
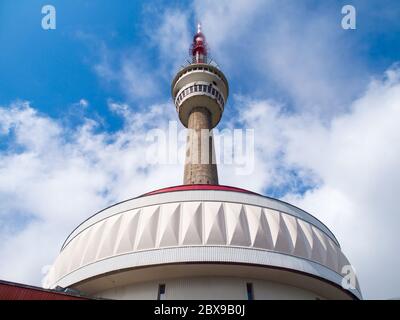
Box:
<box><xmin>143</xmin><ymin>184</ymin><xmax>256</xmax><ymax>196</ymax></box>
<box><xmin>0</xmin><ymin>280</ymin><xmax>89</xmax><ymax>300</ymax></box>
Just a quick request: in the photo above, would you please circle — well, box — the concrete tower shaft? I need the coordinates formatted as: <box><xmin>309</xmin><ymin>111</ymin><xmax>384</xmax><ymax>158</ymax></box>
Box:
<box><xmin>171</xmin><ymin>27</ymin><xmax>229</xmax><ymax>185</ymax></box>
<box><xmin>184</xmin><ymin>107</ymin><xmax>219</xmax><ymax>185</ymax></box>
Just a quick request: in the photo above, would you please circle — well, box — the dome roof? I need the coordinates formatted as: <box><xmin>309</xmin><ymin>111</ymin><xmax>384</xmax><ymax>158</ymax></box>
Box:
<box><xmin>44</xmin><ymin>186</ymin><xmax>361</xmax><ymax>299</ymax></box>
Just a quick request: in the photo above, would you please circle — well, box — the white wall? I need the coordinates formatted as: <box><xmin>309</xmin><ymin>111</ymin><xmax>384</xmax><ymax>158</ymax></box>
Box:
<box><xmin>96</xmin><ymin>276</ymin><xmax>323</xmax><ymax>300</ymax></box>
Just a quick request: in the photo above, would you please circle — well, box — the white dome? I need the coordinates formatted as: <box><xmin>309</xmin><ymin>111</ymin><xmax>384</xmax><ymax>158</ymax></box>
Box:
<box><xmin>44</xmin><ymin>187</ymin><xmax>361</xmax><ymax>299</ymax></box>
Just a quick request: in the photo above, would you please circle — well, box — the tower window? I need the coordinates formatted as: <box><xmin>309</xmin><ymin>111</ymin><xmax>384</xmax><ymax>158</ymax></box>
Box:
<box><xmin>208</xmin><ymin>86</ymin><xmax>212</xmax><ymax>93</ymax></box>
<box><xmin>158</xmin><ymin>284</ymin><xmax>166</xmax><ymax>300</ymax></box>
<box><xmin>212</xmin><ymin>88</ymin><xmax>216</xmax><ymax>95</ymax></box>
<box><xmin>190</xmin><ymin>87</ymin><xmax>194</xmax><ymax>93</ymax></box>
<box><xmin>194</xmin><ymin>85</ymin><xmax>198</xmax><ymax>92</ymax></box>
<box><xmin>246</xmin><ymin>283</ymin><xmax>254</xmax><ymax>300</ymax></box>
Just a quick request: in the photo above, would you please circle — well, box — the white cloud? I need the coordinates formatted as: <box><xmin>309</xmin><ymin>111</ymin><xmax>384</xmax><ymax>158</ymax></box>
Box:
<box><xmin>79</xmin><ymin>99</ymin><xmax>89</xmax><ymax>108</ymax></box>
<box><xmin>194</xmin><ymin>0</ymin><xmax>270</xmax><ymax>53</ymax></box>
<box><xmin>233</xmin><ymin>66</ymin><xmax>400</xmax><ymax>299</ymax></box>
<box><xmin>91</xmin><ymin>7</ymin><xmax>192</xmax><ymax>102</ymax></box>
<box><xmin>194</xmin><ymin>0</ymin><xmax>367</xmax><ymax>116</ymax></box>
<box><xmin>0</xmin><ymin>100</ymin><xmax>182</xmax><ymax>285</ymax></box>
<box><xmin>147</xmin><ymin>9</ymin><xmax>192</xmax><ymax>77</ymax></box>
<box><xmin>94</xmin><ymin>44</ymin><xmax>159</xmax><ymax>101</ymax></box>
<box><xmin>119</xmin><ymin>58</ymin><xmax>158</xmax><ymax>99</ymax></box>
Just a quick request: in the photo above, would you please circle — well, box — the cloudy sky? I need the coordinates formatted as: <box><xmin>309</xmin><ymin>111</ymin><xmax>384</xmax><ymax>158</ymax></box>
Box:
<box><xmin>0</xmin><ymin>0</ymin><xmax>399</xmax><ymax>299</ymax></box>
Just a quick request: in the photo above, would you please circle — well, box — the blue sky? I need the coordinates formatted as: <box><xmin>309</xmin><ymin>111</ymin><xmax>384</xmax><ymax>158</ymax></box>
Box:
<box><xmin>1</xmin><ymin>0</ymin><xmax>398</xmax><ymax>127</ymax></box>
<box><xmin>0</xmin><ymin>0</ymin><xmax>400</xmax><ymax>299</ymax></box>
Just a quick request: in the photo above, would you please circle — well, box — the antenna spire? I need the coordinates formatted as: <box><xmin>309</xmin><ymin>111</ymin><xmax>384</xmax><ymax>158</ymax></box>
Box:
<box><xmin>191</xmin><ymin>23</ymin><xmax>208</xmax><ymax>64</ymax></box>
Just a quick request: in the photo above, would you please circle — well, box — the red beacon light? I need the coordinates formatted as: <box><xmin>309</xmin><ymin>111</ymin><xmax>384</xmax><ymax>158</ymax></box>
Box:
<box><xmin>190</xmin><ymin>23</ymin><xmax>208</xmax><ymax>64</ymax></box>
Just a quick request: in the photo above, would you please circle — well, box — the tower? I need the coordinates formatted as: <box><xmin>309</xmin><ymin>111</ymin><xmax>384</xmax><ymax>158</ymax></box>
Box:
<box><xmin>44</xmin><ymin>25</ymin><xmax>362</xmax><ymax>300</ymax></box>
<box><xmin>171</xmin><ymin>23</ymin><xmax>228</xmax><ymax>185</ymax></box>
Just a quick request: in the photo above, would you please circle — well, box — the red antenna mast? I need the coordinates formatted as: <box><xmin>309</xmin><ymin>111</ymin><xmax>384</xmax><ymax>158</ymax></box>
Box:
<box><xmin>190</xmin><ymin>23</ymin><xmax>208</xmax><ymax>64</ymax></box>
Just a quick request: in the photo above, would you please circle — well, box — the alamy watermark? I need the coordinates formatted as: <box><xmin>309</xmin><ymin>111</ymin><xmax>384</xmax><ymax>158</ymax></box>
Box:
<box><xmin>41</xmin><ymin>4</ymin><xmax>356</xmax><ymax>31</ymax></box>
<box><xmin>41</xmin><ymin>5</ymin><xmax>56</xmax><ymax>30</ymax></box>
<box><xmin>341</xmin><ymin>264</ymin><xmax>358</xmax><ymax>291</ymax></box>
<box><xmin>145</xmin><ymin>121</ymin><xmax>255</xmax><ymax>176</ymax></box>
<box><xmin>341</xmin><ymin>5</ymin><xmax>357</xmax><ymax>30</ymax></box>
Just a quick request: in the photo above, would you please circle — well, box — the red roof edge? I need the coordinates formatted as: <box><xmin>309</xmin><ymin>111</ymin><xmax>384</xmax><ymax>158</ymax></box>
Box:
<box><xmin>143</xmin><ymin>184</ymin><xmax>257</xmax><ymax>197</ymax></box>
<box><xmin>0</xmin><ymin>280</ymin><xmax>90</xmax><ymax>300</ymax></box>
